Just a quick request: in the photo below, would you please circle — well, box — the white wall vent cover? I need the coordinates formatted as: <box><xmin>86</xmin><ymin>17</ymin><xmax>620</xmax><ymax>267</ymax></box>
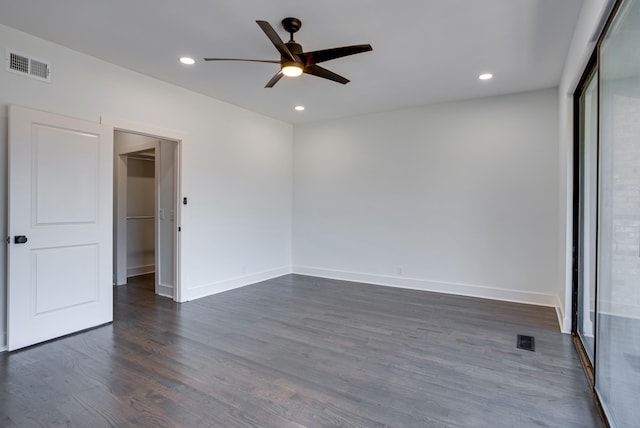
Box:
<box><xmin>5</xmin><ymin>49</ymin><xmax>52</xmax><ymax>82</ymax></box>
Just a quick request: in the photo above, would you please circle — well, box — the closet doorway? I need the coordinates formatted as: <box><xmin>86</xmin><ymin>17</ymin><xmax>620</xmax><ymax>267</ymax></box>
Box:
<box><xmin>114</xmin><ymin>130</ymin><xmax>180</xmax><ymax>300</ymax></box>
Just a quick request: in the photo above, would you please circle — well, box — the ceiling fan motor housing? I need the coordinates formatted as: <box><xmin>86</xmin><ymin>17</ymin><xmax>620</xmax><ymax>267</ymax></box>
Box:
<box><xmin>284</xmin><ymin>42</ymin><xmax>304</xmax><ymax>67</ymax></box>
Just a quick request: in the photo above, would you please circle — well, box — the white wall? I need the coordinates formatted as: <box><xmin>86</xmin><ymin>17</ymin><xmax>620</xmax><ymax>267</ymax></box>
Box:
<box><xmin>293</xmin><ymin>88</ymin><xmax>560</xmax><ymax>307</ymax></box>
<box><xmin>0</xmin><ymin>24</ymin><xmax>293</xmax><ymax>349</ymax></box>
<box><xmin>557</xmin><ymin>0</ymin><xmax>613</xmax><ymax>332</ymax></box>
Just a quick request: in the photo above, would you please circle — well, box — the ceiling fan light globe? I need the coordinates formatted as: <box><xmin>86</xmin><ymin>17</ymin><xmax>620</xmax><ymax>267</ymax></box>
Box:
<box><xmin>282</xmin><ymin>65</ymin><xmax>303</xmax><ymax>77</ymax></box>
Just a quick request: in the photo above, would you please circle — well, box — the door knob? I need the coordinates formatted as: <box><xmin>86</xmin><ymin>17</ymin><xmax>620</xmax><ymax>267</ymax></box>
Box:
<box><xmin>14</xmin><ymin>236</ymin><xmax>28</xmax><ymax>244</ymax></box>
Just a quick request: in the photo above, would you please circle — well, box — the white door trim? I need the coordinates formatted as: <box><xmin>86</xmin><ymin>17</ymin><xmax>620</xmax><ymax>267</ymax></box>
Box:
<box><xmin>101</xmin><ymin>116</ymin><xmax>184</xmax><ymax>303</ymax></box>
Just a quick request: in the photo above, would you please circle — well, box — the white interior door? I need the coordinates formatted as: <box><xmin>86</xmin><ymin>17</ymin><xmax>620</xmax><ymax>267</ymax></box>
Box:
<box><xmin>7</xmin><ymin>105</ymin><xmax>113</xmax><ymax>351</ymax></box>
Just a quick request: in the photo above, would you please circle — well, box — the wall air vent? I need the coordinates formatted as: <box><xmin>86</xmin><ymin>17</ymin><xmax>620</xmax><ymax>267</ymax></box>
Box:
<box><xmin>5</xmin><ymin>49</ymin><xmax>52</xmax><ymax>82</ymax></box>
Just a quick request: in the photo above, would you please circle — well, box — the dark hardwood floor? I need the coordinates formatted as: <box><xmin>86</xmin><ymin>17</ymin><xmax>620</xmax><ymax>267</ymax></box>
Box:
<box><xmin>0</xmin><ymin>274</ymin><xmax>601</xmax><ymax>427</ymax></box>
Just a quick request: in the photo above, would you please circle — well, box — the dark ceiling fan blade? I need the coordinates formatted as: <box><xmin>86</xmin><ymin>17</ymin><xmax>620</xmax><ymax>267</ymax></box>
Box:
<box><xmin>302</xmin><ymin>44</ymin><xmax>373</xmax><ymax>66</ymax></box>
<box><xmin>256</xmin><ymin>20</ymin><xmax>296</xmax><ymax>62</ymax></box>
<box><xmin>204</xmin><ymin>58</ymin><xmax>280</xmax><ymax>63</ymax></box>
<box><xmin>265</xmin><ymin>71</ymin><xmax>284</xmax><ymax>88</ymax></box>
<box><xmin>304</xmin><ymin>65</ymin><xmax>350</xmax><ymax>85</ymax></box>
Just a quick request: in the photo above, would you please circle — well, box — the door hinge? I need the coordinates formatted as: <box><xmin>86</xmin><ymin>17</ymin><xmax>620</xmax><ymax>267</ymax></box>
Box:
<box><xmin>6</xmin><ymin>236</ymin><xmax>9</xmax><ymax>244</ymax></box>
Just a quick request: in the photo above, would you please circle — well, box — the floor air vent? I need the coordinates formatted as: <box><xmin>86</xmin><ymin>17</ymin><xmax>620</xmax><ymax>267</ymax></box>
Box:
<box><xmin>517</xmin><ymin>334</ymin><xmax>535</xmax><ymax>352</ymax></box>
<box><xmin>5</xmin><ymin>49</ymin><xmax>52</xmax><ymax>82</ymax></box>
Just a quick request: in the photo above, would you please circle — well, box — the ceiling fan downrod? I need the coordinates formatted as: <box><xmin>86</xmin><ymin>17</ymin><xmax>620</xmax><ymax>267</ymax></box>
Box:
<box><xmin>282</xmin><ymin>17</ymin><xmax>302</xmax><ymax>42</ymax></box>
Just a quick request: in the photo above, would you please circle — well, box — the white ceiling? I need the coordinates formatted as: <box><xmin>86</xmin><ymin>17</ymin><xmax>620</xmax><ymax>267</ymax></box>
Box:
<box><xmin>0</xmin><ymin>0</ymin><xmax>584</xmax><ymax>124</ymax></box>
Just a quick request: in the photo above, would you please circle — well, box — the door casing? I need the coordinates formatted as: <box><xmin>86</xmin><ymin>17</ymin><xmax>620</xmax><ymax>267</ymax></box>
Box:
<box><xmin>102</xmin><ymin>116</ymin><xmax>184</xmax><ymax>302</ymax></box>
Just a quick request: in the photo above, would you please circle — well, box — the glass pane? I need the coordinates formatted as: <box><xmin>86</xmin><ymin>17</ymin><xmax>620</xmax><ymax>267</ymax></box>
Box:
<box><xmin>577</xmin><ymin>70</ymin><xmax>598</xmax><ymax>363</ymax></box>
<box><xmin>597</xmin><ymin>0</ymin><xmax>640</xmax><ymax>426</ymax></box>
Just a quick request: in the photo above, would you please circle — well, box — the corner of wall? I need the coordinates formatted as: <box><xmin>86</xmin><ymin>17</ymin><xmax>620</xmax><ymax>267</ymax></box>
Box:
<box><xmin>182</xmin><ymin>266</ymin><xmax>292</xmax><ymax>302</ymax></box>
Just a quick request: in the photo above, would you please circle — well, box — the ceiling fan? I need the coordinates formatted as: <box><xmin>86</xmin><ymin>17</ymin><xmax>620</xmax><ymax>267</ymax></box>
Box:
<box><xmin>204</xmin><ymin>17</ymin><xmax>373</xmax><ymax>88</ymax></box>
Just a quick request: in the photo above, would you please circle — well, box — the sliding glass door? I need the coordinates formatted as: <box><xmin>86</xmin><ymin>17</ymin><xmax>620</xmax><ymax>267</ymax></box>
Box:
<box><xmin>596</xmin><ymin>0</ymin><xmax>640</xmax><ymax>425</ymax></box>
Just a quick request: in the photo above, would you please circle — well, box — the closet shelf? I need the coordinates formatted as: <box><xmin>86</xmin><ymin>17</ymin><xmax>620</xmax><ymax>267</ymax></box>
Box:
<box><xmin>127</xmin><ymin>216</ymin><xmax>155</xmax><ymax>220</ymax></box>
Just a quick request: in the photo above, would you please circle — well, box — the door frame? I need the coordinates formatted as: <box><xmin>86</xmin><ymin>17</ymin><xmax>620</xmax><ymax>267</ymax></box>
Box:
<box><xmin>571</xmin><ymin>49</ymin><xmax>598</xmax><ymax>384</ymax></box>
<box><xmin>102</xmin><ymin>116</ymin><xmax>184</xmax><ymax>302</ymax></box>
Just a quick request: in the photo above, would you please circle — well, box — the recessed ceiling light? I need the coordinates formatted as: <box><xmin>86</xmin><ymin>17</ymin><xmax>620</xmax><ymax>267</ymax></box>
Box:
<box><xmin>295</xmin><ymin>105</ymin><xmax>305</xmax><ymax>111</ymax></box>
<box><xmin>179</xmin><ymin>57</ymin><xmax>195</xmax><ymax>65</ymax></box>
<box><xmin>479</xmin><ymin>73</ymin><xmax>493</xmax><ymax>80</ymax></box>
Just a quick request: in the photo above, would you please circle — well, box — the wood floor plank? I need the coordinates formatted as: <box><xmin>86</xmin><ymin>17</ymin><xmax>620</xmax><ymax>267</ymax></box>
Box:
<box><xmin>0</xmin><ymin>274</ymin><xmax>601</xmax><ymax>427</ymax></box>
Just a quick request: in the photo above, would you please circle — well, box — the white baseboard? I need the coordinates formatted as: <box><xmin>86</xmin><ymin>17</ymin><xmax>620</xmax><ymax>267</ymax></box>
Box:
<box><xmin>157</xmin><ymin>282</ymin><xmax>174</xmax><ymax>299</ymax></box>
<box><xmin>127</xmin><ymin>264</ymin><xmax>155</xmax><ymax>278</ymax></box>
<box><xmin>555</xmin><ymin>294</ymin><xmax>572</xmax><ymax>334</ymax></box>
<box><xmin>181</xmin><ymin>266</ymin><xmax>292</xmax><ymax>302</ymax></box>
<box><xmin>293</xmin><ymin>265</ymin><xmax>557</xmax><ymax>307</ymax></box>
